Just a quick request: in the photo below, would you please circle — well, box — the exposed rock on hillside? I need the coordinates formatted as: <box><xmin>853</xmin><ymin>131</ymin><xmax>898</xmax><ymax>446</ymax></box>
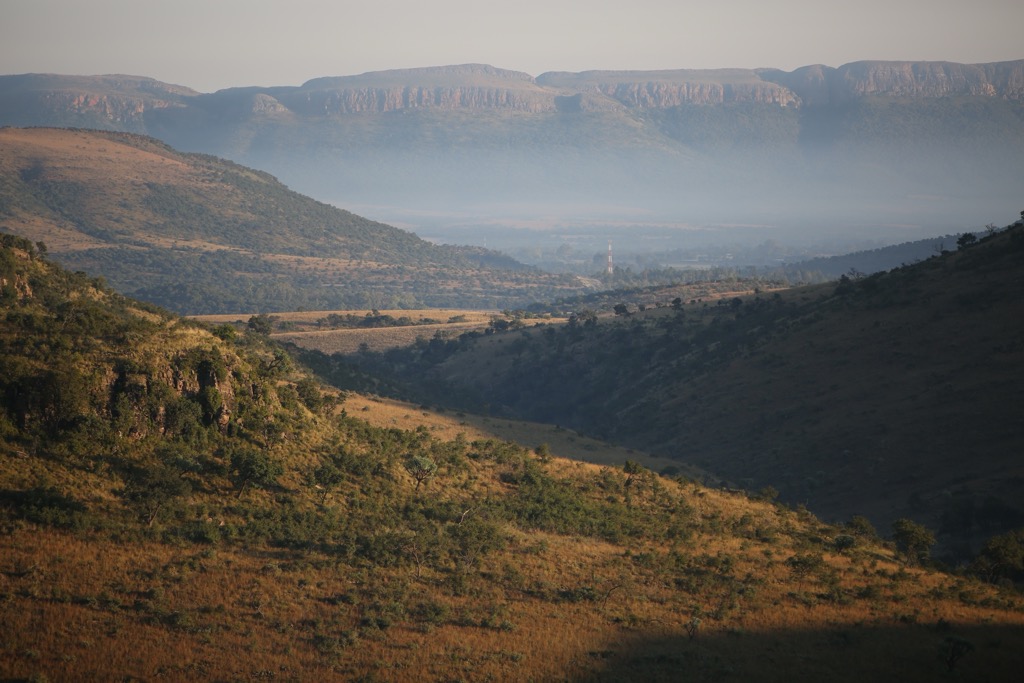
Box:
<box><xmin>5</xmin><ymin>59</ymin><xmax>1024</xmax><ymax>122</ymax></box>
<box><xmin>536</xmin><ymin>69</ymin><xmax>800</xmax><ymax>107</ymax></box>
<box><xmin>0</xmin><ymin>74</ymin><xmax>194</xmax><ymax>130</ymax></box>
<box><xmin>758</xmin><ymin>59</ymin><xmax>1024</xmax><ymax>105</ymax></box>
<box><xmin>286</xmin><ymin>64</ymin><xmax>554</xmax><ymax>114</ymax></box>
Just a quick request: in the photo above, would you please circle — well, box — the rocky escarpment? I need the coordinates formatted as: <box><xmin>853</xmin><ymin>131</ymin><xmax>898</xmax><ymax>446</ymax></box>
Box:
<box><xmin>3</xmin><ymin>60</ymin><xmax>1023</xmax><ymax>126</ymax></box>
<box><xmin>537</xmin><ymin>69</ymin><xmax>800</xmax><ymax>108</ymax></box>
<box><xmin>285</xmin><ymin>64</ymin><xmax>556</xmax><ymax>114</ymax></box>
<box><xmin>278</xmin><ymin>84</ymin><xmax>557</xmax><ymax>115</ymax></box>
<box><xmin>759</xmin><ymin>60</ymin><xmax>1024</xmax><ymax>105</ymax></box>
<box><xmin>0</xmin><ymin>74</ymin><xmax>194</xmax><ymax>129</ymax></box>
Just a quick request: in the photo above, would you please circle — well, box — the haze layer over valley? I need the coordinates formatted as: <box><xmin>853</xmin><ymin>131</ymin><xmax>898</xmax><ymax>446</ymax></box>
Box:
<box><xmin>3</xmin><ymin>59</ymin><xmax>1022</xmax><ymax>266</ymax></box>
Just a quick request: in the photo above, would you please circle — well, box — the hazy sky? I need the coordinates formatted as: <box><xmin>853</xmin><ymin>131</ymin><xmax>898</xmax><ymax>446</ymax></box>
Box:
<box><xmin>3</xmin><ymin>0</ymin><xmax>1022</xmax><ymax>93</ymax></box>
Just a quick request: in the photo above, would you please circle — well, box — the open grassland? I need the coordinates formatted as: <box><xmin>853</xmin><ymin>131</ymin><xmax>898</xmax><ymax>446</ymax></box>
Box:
<box><xmin>273</xmin><ymin>322</ymin><xmax>488</xmax><ymax>355</ymax></box>
<box><xmin>193</xmin><ymin>309</ymin><xmax>569</xmax><ymax>355</ymax></box>
<box><xmin>3</xmin><ymin>483</ymin><xmax>1023</xmax><ymax>682</ymax></box>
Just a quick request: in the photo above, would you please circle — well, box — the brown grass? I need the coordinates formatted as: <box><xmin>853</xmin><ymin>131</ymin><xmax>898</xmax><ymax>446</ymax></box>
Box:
<box><xmin>3</xmin><ymin>506</ymin><xmax>1023</xmax><ymax>682</ymax></box>
<box><xmin>1</xmin><ymin>406</ymin><xmax>1021</xmax><ymax>681</ymax></box>
<box><xmin>345</xmin><ymin>393</ymin><xmax>706</xmax><ymax>478</ymax></box>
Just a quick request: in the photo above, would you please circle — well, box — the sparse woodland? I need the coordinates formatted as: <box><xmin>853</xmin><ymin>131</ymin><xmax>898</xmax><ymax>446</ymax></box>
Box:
<box><xmin>2</xmin><ymin>125</ymin><xmax>1024</xmax><ymax>680</ymax></box>
<box><xmin>3</xmin><ymin>231</ymin><xmax>1024</xmax><ymax>681</ymax></box>
<box><xmin>0</xmin><ymin>128</ymin><xmax>585</xmax><ymax>314</ymax></box>
<box><xmin>329</xmin><ymin>220</ymin><xmax>1024</xmax><ymax>566</ymax></box>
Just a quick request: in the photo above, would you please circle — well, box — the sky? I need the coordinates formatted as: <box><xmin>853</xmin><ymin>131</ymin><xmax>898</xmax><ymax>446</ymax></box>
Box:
<box><xmin>2</xmin><ymin>0</ymin><xmax>1023</xmax><ymax>93</ymax></box>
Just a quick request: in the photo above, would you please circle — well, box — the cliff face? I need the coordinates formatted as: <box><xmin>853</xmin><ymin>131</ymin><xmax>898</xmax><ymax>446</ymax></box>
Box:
<box><xmin>537</xmin><ymin>69</ymin><xmax>800</xmax><ymax>108</ymax></box>
<box><xmin>279</xmin><ymin>85</ymin><xmax>557</xmax><ymax>114</ymax></box>
<box><xmin>758</xmin><ymin>59</ymin><xmax>1024</xmax><ymax>105</ymax></box>
<box><xmin>286</xmin><ymin>64</ymin><xmax>556</xmax><ymax>114</ymax></box>
<box><xmin>593</xmin><ymin>80</ymin><xmax>797</xmax><ymax>107</ymax></box>
<box><xmin>834</xmin><ymin>61</ymin><xmax>1005</xmax><ymax>100</ymax></box>
<box><xmin>43</xmin><ymin>91</ymin><xmax>184</xmax><ymax>126</ymax></box>
<box><xmin>3</xmin><ymin>60</ymin><xmax>1023</xmax><ymax>126</ymax></box>
<box><xmin>0</xmin><ymin>74</ymin><xmax>193</xmax><ymax>130</ymax></box>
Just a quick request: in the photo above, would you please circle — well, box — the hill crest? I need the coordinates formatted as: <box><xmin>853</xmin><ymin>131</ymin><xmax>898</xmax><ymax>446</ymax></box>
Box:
<box><xmin>0</xmin><ymin>127</ymin><xmax>586</xmax><ymax>313</ymax></box>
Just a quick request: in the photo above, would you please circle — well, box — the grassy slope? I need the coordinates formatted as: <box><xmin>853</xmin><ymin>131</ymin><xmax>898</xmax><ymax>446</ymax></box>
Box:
<box><xmin>3</xmin><ymin>235</ymin><xmax>1024</xmax><ymax>681</ymax></box>
<box><xmin>0</xmin><ymin>127</ymin><xmax>584</xmax><ymax>313</ymax></box>
<box><xmin>372</xmin><ymin>223</ymin><xmax>1024</xmax><ymax>556</ymax></box>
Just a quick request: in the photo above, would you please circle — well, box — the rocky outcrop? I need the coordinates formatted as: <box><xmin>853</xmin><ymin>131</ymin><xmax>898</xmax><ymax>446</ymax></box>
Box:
<box><xmin>249</xmin><ymin>93</ymin><xmax>289</xmax><ymax>115</ymax></box>
<box><xmin>759</xmin><ymin>60</ymin><xmax>1024</xmax><ymax>105</ymax></box>
<box><xmin>282</xmin><ymin>85</ymin><xmax>557</xmax><ymax>114</ymax></box>
<box><xmin>0</xmin><ymin>74</ymin><xmax>192</xmax><ymax>130</ymax></box>
<box><xmin>537</xmin><ymin>69</ymin><xmax>800</xmax><ymax>108</ymax></box>
<box><xmin>47</xmin><ymin>91</ymin><xmax>183</xmax><ymax>125</ymax></box>
<box><xmin>835</xmin><ymin>61</ymin><xmax>1001</xmax><ymax>100</ymax></box>
<box><xmin>288</xmin><ymin>64</ymin><xmax>556</xmax><ymax>114</ymax></box>
<box><xmin>2</xmin><ymin>59</ymin><xmax>1023</xmax><ymax>125</ymax></box>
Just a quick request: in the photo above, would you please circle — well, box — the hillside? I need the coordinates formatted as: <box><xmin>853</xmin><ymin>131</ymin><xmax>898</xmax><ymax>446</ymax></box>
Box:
<box><xmin>3</xmin><ymin>231</ymin><xmax>1024</xmax><ymax>681</ymax></box>
<box><xmin>2</xmin><ymin>61</ymin><xmax>1022</xmax><ymax>241</ymax></box>
<box><xmin>336</xmin><ymin>219</ymin><xmax>1024</xmax><ymax>559</ymax></box>
<box><xmin>0</xmin><ymin>127</ymin><xmax>586</xmax><ymax>313</ymax></box>
<box><xmin>775</xmin><ymin>233</ymin><xmax>975</xmax><ymax>280</ymax></box>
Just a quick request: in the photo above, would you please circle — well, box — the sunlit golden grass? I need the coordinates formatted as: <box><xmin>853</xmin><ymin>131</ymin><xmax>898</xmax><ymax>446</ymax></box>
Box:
<box><xmin>1</xmin><ymin>429</ymin><xmax>1020</xmax><ymax>682</ymax></box>
<box><xmin>190</xmin><ymin>308</ymin><xmax>516</xmax><ymax>354</ymax></box>
<box><xmin>343</xmin><ymin>392</ymin><xmax>707</xmax><ymax>478</ymax></box>
<box><xmin>273</xmin><ymin>322</ymin><xmax>488</xmax><ymax>355</ymax></box>
<box><xmin>193</xmin><ymin>308</ymin><xmax>497</xmax><ymax>326</ymax></box>
<box><xmin>4</xmin><ymin>505</ymin><xmax>1023</xmax><ymax>682</ymax></box>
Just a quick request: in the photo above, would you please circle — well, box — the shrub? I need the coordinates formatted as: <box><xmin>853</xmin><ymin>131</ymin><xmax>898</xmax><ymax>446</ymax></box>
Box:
<box><xmin>891</xmin><ymin>518</ymin><xmax>936</xmax><ymax>565</ymax></box>
<box><xmin>833</xmin><ymin>534</ymin><xmax>857</xmax><ymax>554</ymax></box>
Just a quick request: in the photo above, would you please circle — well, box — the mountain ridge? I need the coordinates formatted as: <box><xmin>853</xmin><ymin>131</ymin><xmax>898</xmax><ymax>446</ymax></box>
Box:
<box><xmin>6</xmin><ymin>58</ymin><xmax>1023</xmax><ymax>103</ymax></box>
<box><xmin>3</xmin><ymin>58</ymin><xmax>1023</xmax><ymax>247</ymax></box>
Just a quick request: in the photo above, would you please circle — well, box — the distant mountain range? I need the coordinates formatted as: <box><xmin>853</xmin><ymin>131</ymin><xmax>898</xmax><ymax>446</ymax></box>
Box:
<box><xmin>2</xmin><ymin>60</ymin><xmax>1022</xmax><ymax>242</ymax></box>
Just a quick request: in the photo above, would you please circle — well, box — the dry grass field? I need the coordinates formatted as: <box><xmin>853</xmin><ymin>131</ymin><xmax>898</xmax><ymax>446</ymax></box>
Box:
<box><xmin>3</xmin><ymin>480</ymin><xmax>1023</xmax><ymax>682</ymax></box>
<box><xmin>193</xmin><ymin>309</ymin><xmax>568</xmax><ymax>355</ymax></box>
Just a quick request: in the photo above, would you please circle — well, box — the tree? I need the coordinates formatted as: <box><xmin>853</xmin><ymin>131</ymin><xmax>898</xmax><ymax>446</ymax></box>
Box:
<box><xmin>956</xmin><ymin>232</ymin><xmax>977</xmax><ymax>249</ymax></box>
<box><xmin>308</xmin><ymin>459</ymin><xmax>345</xmax><ymax>505</ymax></box>
<box><xmin>970</xmin><ymin>528</ymin><xmax>1024</xmax><ymax>582</ymax></box>
<box><xmin>891</xmin><ymin>518</ymin><xmax>935</xmax><ymax>565</ymax></box>
<box><xmin>404</xmin><ymin>454</ymin><xmax>438</xmax><ymax>492</ymax></box>
<box><xmin>230</xmin><ymin>448</ymin><xmax>283</xmax><ymax>498</ymax></box>
<box><xmin>446</xmin><ymin>515</ymin><xmax>506</xmax><ymax>571</ymax></box>
<box><xmin>623</xmin><ymin>460</ymin><xmax>646</xmax><ymax>487</ymax></box>
<box><xmin>212</xmin><ymin>324</ymin><xmax>236</xmax><ymax>341</ymax></box>
<box><xmin>295</xmin><ymin>378</ymin><xmax>324</xmax><ymax>412</ymax></box>
<box><xmin>845</xmin><ymin>514</ymin><xmax>878</xmax><ymax>540</ymax></box>
<box><xmin>247</xmin><ymin>314</ymin><xmax>274</xmax><ymax>335</ymax></box>
<box><xmin>833</xmin><ymin>534</ymin><xmax>857</xmax><ymax>554</ymax></box>
<box><xmin>258</xmin><ymin>348</ymin><xmax>292</xmax><ymax>379</ymax></box>
<box><xmin>123</xmin><ymin>463</ymin><xmax>191</xmax><ymax>527</ymax></box>
<box><xmin>938</xmin><ymin>636</ymin><xmax>974</xmax><ymax>672</ymax></box>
